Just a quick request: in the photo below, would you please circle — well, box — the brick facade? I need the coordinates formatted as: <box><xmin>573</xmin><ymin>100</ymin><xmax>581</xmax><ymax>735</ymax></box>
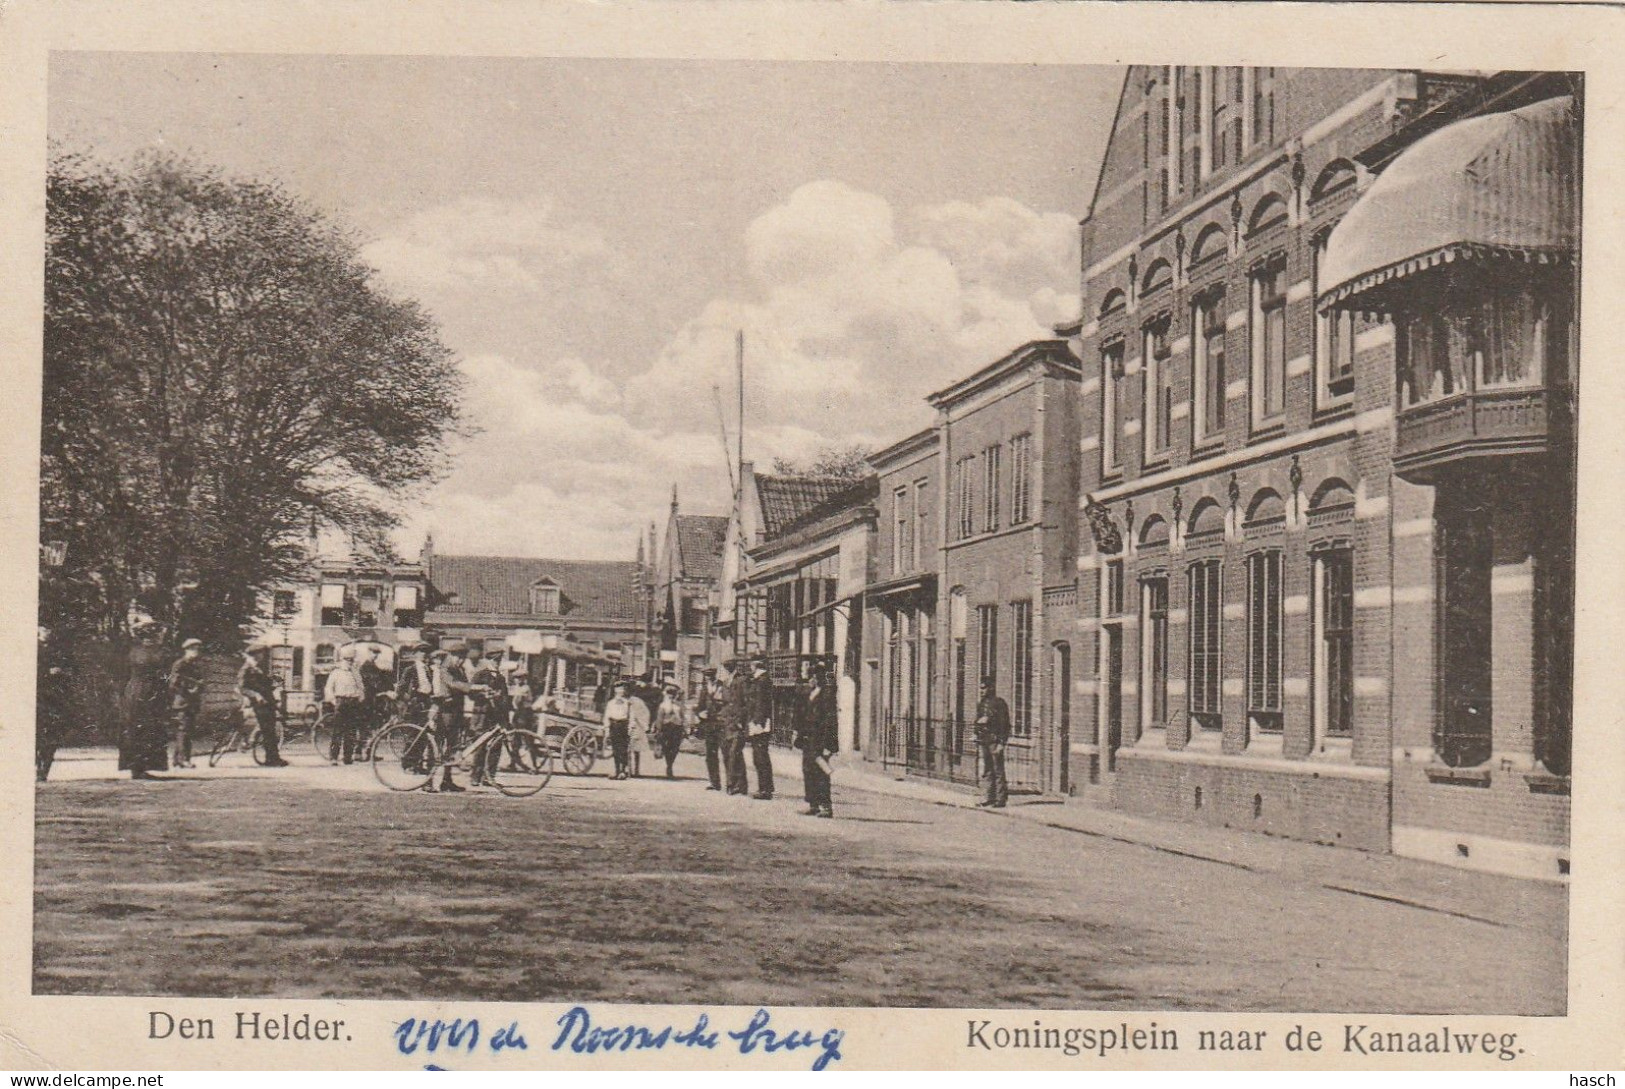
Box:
<box><xmin>1068</xmin><ymin>67</ymin><xmax>1576</xmax><ymax>879</ymax></box>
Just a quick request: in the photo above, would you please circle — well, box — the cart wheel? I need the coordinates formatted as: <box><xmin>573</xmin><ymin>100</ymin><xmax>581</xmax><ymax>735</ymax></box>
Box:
<box><xmin>560</xmin><ymin>724</ymin><xmax>597</xmax><ymax>776</ymax></box>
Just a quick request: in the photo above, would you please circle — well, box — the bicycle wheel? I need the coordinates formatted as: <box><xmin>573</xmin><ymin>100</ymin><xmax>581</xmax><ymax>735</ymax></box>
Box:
<box><xmin>369</xmin><ymin>721</ymin><xmax>439</xmax><ymax>792</ymax></box>
<box><xmin>489</xmin><ymin>729</ymin><xmax>553</xmax><ymax>797</ymax></box>
<box><xmin>308</xmin><ymin>709</ymin><xmax>336</xmax><ymax>764</ymax></box>
<box><xmin>559</xmin><ymin>724</ymin><xmax>597</xmax><ymax>776</ymax></box>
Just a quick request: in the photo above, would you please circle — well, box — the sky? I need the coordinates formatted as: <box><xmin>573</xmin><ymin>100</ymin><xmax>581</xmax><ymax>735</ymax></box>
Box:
<box><xmin>49</xmin><ymin>52</ymin><xmax>1123</xmax><ymax>562</ymax></box>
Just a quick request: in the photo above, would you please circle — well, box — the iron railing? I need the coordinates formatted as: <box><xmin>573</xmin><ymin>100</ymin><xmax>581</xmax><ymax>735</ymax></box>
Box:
<box><xmin>879</xmin><ymin>713</ymin><xmax>1045</xmax><ymax>792</ymax></box>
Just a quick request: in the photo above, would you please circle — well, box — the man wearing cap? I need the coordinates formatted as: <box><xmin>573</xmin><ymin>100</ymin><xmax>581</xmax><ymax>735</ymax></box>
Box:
<box><xmin>972</xmin><ymin>676</ymin><xmax>1011</xmax><ymax>809</ymax></box>
<box><xmin>694</xmin><ymin>667</ymin><xmax>725</xmax><ymax>791</ymax></box>
<box><xmin>395</xmin><ymin>642</ymin><xmax>434</xmax><ymax>724</ymax></box>
<box><xmin>745</xmin><ymin>655</ymin><xmax>775</xmax><ymax>800</ymax></box>
<box><xmin>238</xmin><ymin>645</ymin><xmax>288</xmax><ymax>767</ymax></box>
<box><xmin>358</xmin><ymin>646</ymin><xmax>390</xmax><ymax>744</ymax></box>
<box><xmin>167</xmin><ymin>637</ymin><xmax>207</xmax><ymax>769</ymax></box>
<box><xmin>467</xmin><ymin>647</ymin><xmax>508</xmax><ymax>787</ymax></box>
<box><xmin>323</xmin><ymin>645</ymin><xmax>366</xmax><ymax>764</ymax></box>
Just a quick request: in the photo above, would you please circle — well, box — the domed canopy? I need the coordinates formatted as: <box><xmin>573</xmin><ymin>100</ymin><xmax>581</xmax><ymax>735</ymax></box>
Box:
<box><xmin>1318</xmin><ymin>95</ymin><xmax>1576</xmax><ymax>311</ymax></box>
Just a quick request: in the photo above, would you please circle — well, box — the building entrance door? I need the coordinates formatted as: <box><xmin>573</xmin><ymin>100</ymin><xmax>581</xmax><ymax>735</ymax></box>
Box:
<box><xmin>1104</xmin><ymin>627</ymin><xmax>1123</xmax><ymax>773</ymax></box>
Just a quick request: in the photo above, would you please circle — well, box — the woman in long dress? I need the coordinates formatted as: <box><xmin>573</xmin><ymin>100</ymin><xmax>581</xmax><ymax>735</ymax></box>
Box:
<box><xmin>602</xmin><ymin>681</ymin><xmax>636</xmax><ymax>780</ymax></box>
<box><xmin>118</xmin><ymin>623</ymin><xmax>171</xmax><ymax>779</ymax></box>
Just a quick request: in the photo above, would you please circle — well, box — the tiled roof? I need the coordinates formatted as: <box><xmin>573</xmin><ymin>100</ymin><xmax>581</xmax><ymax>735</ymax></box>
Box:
<box><xmin>675</xmin><ymin>514</ymin><xmax>728</xmax><ymax>582</ymax></box>
<box><xmin>755</xmin><ymin>473</ymin><xmax>870</xmax><ymax>540</ymax></box>
<box><xmin>425</xmin><ymin>555</ymin><xmax>641</xmax><ymax>620</ymax></box>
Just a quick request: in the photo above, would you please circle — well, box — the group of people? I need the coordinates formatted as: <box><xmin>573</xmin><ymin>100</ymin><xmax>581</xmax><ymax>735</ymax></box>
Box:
<box><xmin>116</xmin><ymin>620</ymin><xmax>212</xmax><ymax>779</ymax></box>
<box><xmin>681</xmin><ymin>655</ymin><xmax>839</xmax><ymax>819</ymax></box>
<box><xmin>107</xmin><ymin>624</ymin><xmax>856</xmax><ymax>819</ymax></box>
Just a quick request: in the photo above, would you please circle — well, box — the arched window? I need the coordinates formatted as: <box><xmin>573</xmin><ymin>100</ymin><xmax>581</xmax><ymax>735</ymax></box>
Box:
<box><xmin>1099</xmin><ymin>288</ymin><xmax>1127</xmax><ymax>319</ymax></box>
<box><xmin>1309</xmin><ymin>478</ymin><xmax>1356</xmax><ymax>515</ymax></box>
<box><xmin>1187</xmin><ymin>497</ymin><xmax>1225</xmax><ymax>541</ymax></box>
<box><xmin>1139</xmin><ymin>514</ymin><xmax>1170</xmax><ymax>549</ymax></box>
<box><xmin>1310</xmin><ymin>160</ymin><xmax>1358</xmax><ymax>203</ymax></box>
<box><xmin>1247</xmin><ymin>193</ymin><xmax>1289</xmax><ymax>237</ymax></box>
<box><xmin>1189</xmin><ymin>222</ymin><xmax>1228</xmax><ymax>268</ymax></box>
<box><xmin>1141</xmin><ymin>258</ymin><xmax>1173</xmax><ymax>298</ymax></box>
<box><xmin>1244</xmin><ymin>488</ymin><xmax>1287</xmax><ymax>529</ymax></box>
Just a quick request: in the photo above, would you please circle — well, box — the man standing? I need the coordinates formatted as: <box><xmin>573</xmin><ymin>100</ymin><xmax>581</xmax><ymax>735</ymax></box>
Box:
<box><xmin>694</xmin><ymin>667</ymin><xmax>724</xmax><ymax>790</ymax></box>
<box><xmin>745</xmin><ymin>655</ymin><xmax>775</xmax><ymax>800</ymax></box>
<box><xmin>426</xmin><ymin>641</ymin><xmax>475</xmax><ymax>793</ymax></box>
<box><xmin>358</xmin><ymin>646</ymin><xmax>390</xmax><ymax>743</ymax></box>
<box><xmin>722</xmin><ymin>662</ymin><xmax>750</xmax><ymax>796</ymax></box>
<box><xmin>972</xmin><ymin>676</ymin><xmax>1011</xmax><ymax>808</ymax></box>
<box><xmin>167</xmin><ymin>637</ymin><xmax>207</xmax><ymax>769</ymax></box>
<box><xmin>467</xmin><ymin>646</ymin><xmax>509</xmax><ymax>787</ymax></box>
<box><xmin>238</xmin><ymin>645</ymin><xmax>288</xmax><ymax>767</ymax></box>
<box><xmin>796</xmin><ymin>663</ymin><xmax>838</xmax><ymax>818</ymax></box>
<box><xmin>323</xmin><ymin>645</ymin><xmax>366</xmax><ymax>765</ymax></box>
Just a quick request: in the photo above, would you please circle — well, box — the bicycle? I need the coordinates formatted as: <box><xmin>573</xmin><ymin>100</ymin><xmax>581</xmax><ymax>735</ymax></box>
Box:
<box><xmin>369</xmin><ymin>714</ymin><xmax>553</xmax><ymax>797</ymax></box>
<box><xmin>207</xmin><ymin>708</ymin><xmax>275</xmax><ymax>767</ymax></box>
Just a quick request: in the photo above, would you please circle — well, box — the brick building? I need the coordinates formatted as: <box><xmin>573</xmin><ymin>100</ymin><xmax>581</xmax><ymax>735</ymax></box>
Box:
<box><xmin>250</xmin><ymin>556</ymin><xmax>427</xmax><ymax>713</ymax></box>
<box><xmin>1066</xmin><ymin>67</ymin><xmax>1576</xmax><ymax>879</ymax></box>
<box><xmin>418</xmin><ymin>538</ymin><xmax>646</xmax><ymax>671</ymax></box>
<box><xmin>864</xmin><ymin>340</ymin><xmax>1082</xmax><ymax>792</ymax></box>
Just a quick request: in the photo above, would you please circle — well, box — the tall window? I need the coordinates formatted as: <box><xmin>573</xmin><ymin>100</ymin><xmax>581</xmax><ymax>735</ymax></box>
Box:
<box><xmin>955</xmin><ymin>456</ymin><xmax>976</xmax><ymax>539</ymax></box>
<box><xmin>950</xmin><ymin>589</ymin><xmax>969</xmax><ymax>731</ymax></box>
<box><xmin>982</xmin><ymin>444</ymin><xmax>1002</xmax><ymax>533</ymax></box>
<box><xmin>1011</xmin><ymin>600</ymin><xmax>1033</xmax><ymax>735</ymax></box>
<box><xmin>1171</xmin><ymin>67</ymin><xmax>1185</xmax><ymax>193</ymax></box>
<box><xmin>1435</xmin><ymin>498</ymin><xmax>1493</xmax><ymax>767</ymax></box>
<box><xmin>357</xmin><ymin>584</ymin><xmax>381</xmax><ymax>627</ymax></box>
<box><xmin>392</xmin><ymin>583</ymin><xmax>421</xmax><ymax>628</ymax></box>
<box><xmin>1105</xmin><ymin>558</ymin><xmax>1126</xmax><ymax>617</ymax></box>
<box><xmin>1159</xmin><ymin>67</ymin><xmax>1174</xmax><ymax>210</ymax></box>
<box><xmin>1246</xmin><ymin>550</ymin><xmax>1284</xmax><ymax>733</ymax></box>
<box><xmin>1210</xmin><ymin>67</ymin><xmax>1229</xmax><ymax>171</ymax></box>
<box><xmin>272</xmin><ymin>590</ymin><xmax>299</xmax><ymax>621</ymax></box>
<box><xmin>1188</xmin><ymin>559</ymin><xmax>1223</xmax><ymax>731</ymax></box>
<box><xmin>1193</xmin><ymin>293</ymin><xmax>1227</xmax><ymax>442</ymax></box>
<box><xmin>1313</xmin><ymin>236</ymin><xmax>1356</xmax><ymax>408</ymax></box>
<box><xmin>1009</xmin><ymin>434</ymin><xmax>1033</xmax><ymax>524</ymax></box>
<box><xmin>319</xmin><ymin>583</ymin><xmax>346</xmax><ymax>626</ymax></box>
<box><xmin>977</xmin><ymin>604</ymin><xmax>999</xmax><ymax>692</ymax></box>
<box><xmin>1141</xmin><ymin>576</ymin><xmax>1169</xmax><ymax>731</ymax></box>
<box><xmin>1101</xmin><ymin>340</ymin><xmax>1124</xmax><ymax>474</ymax></box>
<box><xmin>1196</xmin><ymin>66</ymin><xmax>1213</xmax><ymax>182</ymax></box>
<box><xmin>1312</xmin><ymin>547</ymin><xmax>1354</xmax><ymax>742</ymax></box>
<box><xmin>893</xmin><ymin>486</ymin><xmax>912</xmax><ymax>575</ymax></box>
<box><xmin>1251</xmin><ymin>260</ymin><xmax>1287</xmax><ymax>426</ymax></box>
<box><xmin>913</xmin><ymin>479</ymin><xmax>929</xmax><ymax>569</ymax></box>
<box><xmin>1143</xmin><ymin>320</ymin><xmax>1173</xmax><ymax>459</ymax></box>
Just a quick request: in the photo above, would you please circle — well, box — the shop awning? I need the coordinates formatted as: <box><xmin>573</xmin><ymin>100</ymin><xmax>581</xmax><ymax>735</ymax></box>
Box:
<box><xmin>863</xmin><ymin>572</ymin><xmax>936</xmax><ymax>603</ymax></box>
<box><xmin>1318</xmin><ymin>95</ymin><xmax>1576</xmax><ymax>311</ymax></box>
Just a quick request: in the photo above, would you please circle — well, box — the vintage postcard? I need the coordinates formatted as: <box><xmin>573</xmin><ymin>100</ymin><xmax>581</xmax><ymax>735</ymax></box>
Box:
<box><xmin>1</xmin><ymin>0</ymin><xmax>1621</xmax><ymax>1075</ymax></box>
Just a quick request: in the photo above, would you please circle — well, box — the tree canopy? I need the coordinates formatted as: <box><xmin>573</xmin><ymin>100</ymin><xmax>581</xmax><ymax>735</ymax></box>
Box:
<box><xmin>43</xmin><ymin>151</ymin><xmax>466</xmax><ymax>644</ymax></box>
<box><xmin>771</xmin><ymin>443</ymin><xmax>873</xmax><ymax>480</ymax></box>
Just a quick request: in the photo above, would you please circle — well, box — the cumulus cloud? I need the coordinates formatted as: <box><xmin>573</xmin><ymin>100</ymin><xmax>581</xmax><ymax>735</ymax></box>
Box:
<box><xmin>626</xmin><ymin>180</ymin><xmax>1079</xmax><ymax>448</ymax></box>
<box><xmin>391</xmin><ymin>179</ymin><xmax>1081</xmax><ymax>559</ymax></box>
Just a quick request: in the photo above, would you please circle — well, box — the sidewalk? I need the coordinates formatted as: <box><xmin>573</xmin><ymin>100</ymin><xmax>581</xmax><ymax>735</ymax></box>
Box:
<box><xmin>765</xmin><ymin>745</ymin><xmax>1566</xmax><ymax>935</ymax></box>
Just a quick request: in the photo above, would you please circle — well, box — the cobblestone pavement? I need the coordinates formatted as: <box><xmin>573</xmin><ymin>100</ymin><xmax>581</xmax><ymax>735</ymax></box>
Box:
<box><xmin>34</xmin><ymin>748</ymin><xmax>1565</xmax><ymax>1012</ymax></box>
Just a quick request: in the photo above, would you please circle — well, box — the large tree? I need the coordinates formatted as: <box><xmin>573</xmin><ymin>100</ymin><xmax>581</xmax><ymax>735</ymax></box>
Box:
<box><xmin>771</xmin><ymin>443</ymin><xmax>873</xmax><ymax>480</ymax></box>
<box><xmin>43</xmin><ymin>151</ymin><xmax>466</xmax><ymax>644</ymax></box>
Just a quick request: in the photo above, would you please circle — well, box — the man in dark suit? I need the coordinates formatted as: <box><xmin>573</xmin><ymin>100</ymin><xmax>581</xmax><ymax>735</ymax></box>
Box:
<box><xmin>795</xmin><ymin>662</ymin><xmax>838</xmax><ymax>818</ymax></box>
<box><xmin>972</xmin><ymin>675</ymin><xmax>1011</xmax><ymax>808</ymax></box>
<box><xmin>722</xmin><ymin>662</ymin><xmax>750</xmax><ymax>795</ymax></box>
<box><xmin>745</xmin><ymin>655</ymin><xmax>776</xmax><ymax>800</ymax></box>
<box><xmin>695</xmin><ymin>667</ymin><xmax>725</xmax><ymax>790</ymax></box>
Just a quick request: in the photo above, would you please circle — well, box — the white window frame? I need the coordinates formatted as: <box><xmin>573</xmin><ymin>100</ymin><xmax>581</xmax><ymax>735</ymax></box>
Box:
<box><xmin>893</xmin><ymin>485</ymin><xmax>910</xmax><ymax>576</ymax></box>
<box><xmin>1101</xmin><ymin>341</ymin><xmax>1123</xmax><ymax>475</ymax></box>
<box><xmin>1197</xmin><ymin>66</ymin><xmax>1214</xmax><ymax>181</ymax></box>
<box><xmin>1192</xmin><ymin>293</ymin><xmax>1226</xmax><ymax>444</ymax></box>
<box><xmin>1250</xmin><ymin>260</ymin><xmax>1288</xmax><ymax>429</ymax></box>
<box><xmin>1009</xmin><ymin>434</ymin><xmax>1032</xmax><ymax>525</ymax></box>
<box><xmin>913</xmin><ymin>478</ymin><xmax>929</xmax><ymax>569</ymax></box>
<box><xmin>1312</xmin><ymin>236</ymin><xmax>1357</xmax><ymax>411</ymax></box>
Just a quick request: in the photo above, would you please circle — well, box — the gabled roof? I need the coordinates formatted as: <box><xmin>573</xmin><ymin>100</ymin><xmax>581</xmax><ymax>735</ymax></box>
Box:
<box><xmin>425</xmin><ymin>555</ymin><xmax>640</xmax><ymax>620</ymax></box>
<box><xmin>754</xmin><ymin>473</ymin><xmax>867</xmax><ymax>540</ymax></box>
<box><xmin>675</xmin><ymin>513</ymin><xmax>728</xmax><ymax>582</ymax></box>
